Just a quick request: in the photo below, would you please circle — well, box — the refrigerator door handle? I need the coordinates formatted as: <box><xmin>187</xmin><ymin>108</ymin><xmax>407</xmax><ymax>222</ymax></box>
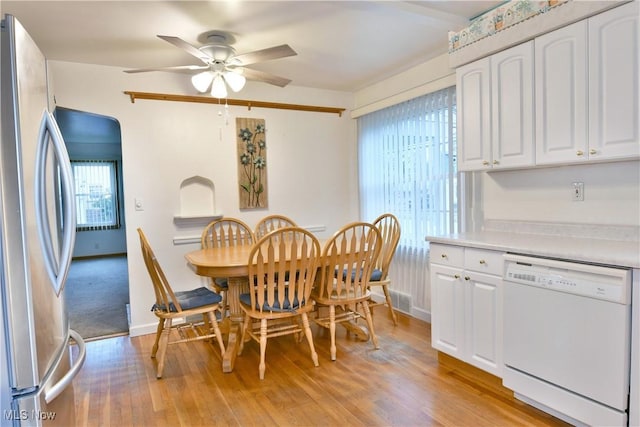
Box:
<box><xmin>35</xmin><ymin>109</ymin><xmax>76</xmax><ymax>296</ymax></box>
<box><xmin>43</xmin><ymin>329</ymin><xmax>86</xmax><ymax>403</ymax></box>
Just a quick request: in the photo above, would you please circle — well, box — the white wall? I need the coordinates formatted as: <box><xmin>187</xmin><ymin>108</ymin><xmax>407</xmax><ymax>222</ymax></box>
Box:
<box><xmin>50</xmin><ymin>60</ymin><xmax>357</xmax><ymax>335</ymax></box>
<box><xmin>482</xmin><ymin>160</ymin><xmax>640</xmax><ymax>227</ymax></box>
<box><xmin>352</xmin><ymin>53</ymin><xmax>455</xmax><ymax>118</ymax></box>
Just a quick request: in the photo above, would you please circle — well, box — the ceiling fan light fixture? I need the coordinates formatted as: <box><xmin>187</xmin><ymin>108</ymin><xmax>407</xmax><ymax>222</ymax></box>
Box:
<box><xmin>223</xmin><ymin>71</ymin><xmax>246</xmax><ymax>92</ymax></box>
<box><xmin>192</xmin><ymin>71</ymin><xmax>214</xmax><ymax>93</ymax></box>
<box><xmin>127</xmin><ymin>33</ymin><xmax>297</xmax><ymax>92</ymax></box>
<box><xmin>211</xmin><ymin>74</ymin><xmax>228</xmax><ymax>98</ymax></box>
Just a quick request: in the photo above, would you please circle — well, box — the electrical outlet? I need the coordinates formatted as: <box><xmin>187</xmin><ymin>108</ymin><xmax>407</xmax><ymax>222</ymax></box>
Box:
<box><xmin>572</xmin><ymin>182</ymin><xmax>584</xmax><ymax>201</ymax></box>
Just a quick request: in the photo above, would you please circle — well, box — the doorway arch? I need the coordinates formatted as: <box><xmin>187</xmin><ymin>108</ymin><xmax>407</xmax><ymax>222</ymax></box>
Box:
<box><xmin>56</xmin><ymin>106</ymin><xmax>129</xmax><ymax>339</ymax></box>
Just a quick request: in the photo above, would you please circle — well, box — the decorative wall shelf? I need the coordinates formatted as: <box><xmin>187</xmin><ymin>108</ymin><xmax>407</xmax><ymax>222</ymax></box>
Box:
<box><xmin>173</xmin><ymin>214</ymin><xmax>223</xmax><ymax>227</ymax></box>
<box><xmin>124</xmin><ymin>91</ymin><xmax>346</xmax><ymax>117</ymax></box>
<box><xmin>174</xmin><ymin>175</ymin><xmax>220</xmax><ymax>227</ymax></box>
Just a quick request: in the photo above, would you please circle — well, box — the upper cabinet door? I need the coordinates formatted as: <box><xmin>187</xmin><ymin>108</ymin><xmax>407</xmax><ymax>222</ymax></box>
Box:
<box><xmin>535</xmin><ymin>21</ymin><xmax>588</xmax><ymax>165</ymax></box>
<box><xmin>589</xmin><ymin>1</ymin><xmax>640</xmax><ymax>160</ymax></box>
<box><xmin>491</xmin><ymin>41</ymin><xmax>534</xmax><ymax>169</ymax></box>
<box><xmin>457</xmin><ymin>58</ymin><xmax>492</xmax><ymax>171</ymax></box>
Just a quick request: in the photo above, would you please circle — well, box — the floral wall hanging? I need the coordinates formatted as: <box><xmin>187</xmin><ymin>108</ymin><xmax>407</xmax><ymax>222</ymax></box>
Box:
<box><xmin>236</xmin><ymin>118</ymin><xmax>268</xmax><ymax>209</ymax></box>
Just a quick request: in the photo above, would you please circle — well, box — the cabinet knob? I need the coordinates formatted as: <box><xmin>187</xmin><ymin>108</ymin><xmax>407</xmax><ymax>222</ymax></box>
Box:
<box><xmin>576</xmin><ymin>150</ymin><xmax>584</xmax><ymax>156</ymax></box>
<box><xmin>492</xmin><ymin>160</ymin><xmax>499</xmax><ymax>165</ymax></box>
<box><xmin>590</xmin><ymin>149</ymin><xmax>597</xmax><ymax>155</ymax></box>
<box><xmin>482</xmin><ymin>160</ymin><xmax>490</xmax><ymax>166</ymax></box>
<box><xmin>479</xmin><ymin>260</ymin><xmax>486</xmax><ymax>264</ymax></box>
<box><xmin>454</xmin><ymin>274</ymin><xmax>460</xmax><ymax>279</ymax></box>
<box><xmin>441</xmin><ymin>254</ymin><xmax>448</xmax><ymax>259</ymax></box>
<box><xmin>464</xmin><ymin>276</ymin><xmax>470</xmax><ymax>281</ymax></box>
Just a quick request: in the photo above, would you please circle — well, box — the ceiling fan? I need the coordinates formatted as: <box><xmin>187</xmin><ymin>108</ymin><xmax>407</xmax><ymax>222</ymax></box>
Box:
<box><xmin>124</xmin><ymin>31</ymin><xmax>297</xmax><ymax>97</ymax></box>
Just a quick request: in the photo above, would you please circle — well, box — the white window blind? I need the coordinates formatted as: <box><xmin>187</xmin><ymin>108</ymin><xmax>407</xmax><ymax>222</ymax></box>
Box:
<box><xmin>358</xmin><ymin>86</ymin><xmax>458</xmax><ymax>313</ymax></box>
<box><xmin>71</xmin><ymin>160</ymin><xmax>120</xmax><ymax>231</ymax></box>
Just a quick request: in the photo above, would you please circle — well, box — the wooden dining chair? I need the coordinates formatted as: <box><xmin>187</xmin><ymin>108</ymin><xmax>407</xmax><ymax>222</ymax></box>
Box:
<box><xmin>238</xmin><ymin>226</ymin><xmax>321</xmax><ymax>379</ymax></box>
<box><xmin>201</xmin><ymin>218</ymin><xmax>256</xmax><ymax>310</ymax></box>
<box><xmin>137</xmin><ymin>228</ymin><xmax>226</xmax><ymax>379</ymax></box>
<box><xmin>313</xmin><ymin>222</ymin><xmax>382</xmax><ymax>361</ymax></box>
<box><xmin>368</xmin><ymin>213</ymin><xmax>401</xmax><ymax>325</ymax></box>
<box><xmin>254</xmin><ymin>214</ymin><xmax>297</xmax><ymax>239</ymax></box>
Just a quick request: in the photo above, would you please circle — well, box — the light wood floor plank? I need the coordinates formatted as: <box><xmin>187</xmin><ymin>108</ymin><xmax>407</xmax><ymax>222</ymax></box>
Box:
<box><xmin>70</xmin><ymin>310</ymin><xmax>568</xmax><ymax>426</ymax></box>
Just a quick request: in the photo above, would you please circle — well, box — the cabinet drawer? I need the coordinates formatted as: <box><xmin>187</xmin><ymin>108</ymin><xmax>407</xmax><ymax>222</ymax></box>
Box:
<box><xmin>430</xmin><ymin>244</ymin><xmax>464</xmax><ymax>266</ymax></box>
<box><xmin>464</xmin><ymin>248</ymin><xmax>504</xmax><ymax>275</ymax></box>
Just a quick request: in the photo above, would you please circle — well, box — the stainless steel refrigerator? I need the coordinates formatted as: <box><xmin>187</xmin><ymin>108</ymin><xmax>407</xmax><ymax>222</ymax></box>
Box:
<box><xmin>1</xmin><ymin>14</ymin><xmax>86</xmax><ymax>426</ymax></box>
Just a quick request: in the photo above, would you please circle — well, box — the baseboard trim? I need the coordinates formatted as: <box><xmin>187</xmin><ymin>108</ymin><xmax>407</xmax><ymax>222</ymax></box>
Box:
<box><xmin>411</xmin><ymin>306</ymin><xmax>430</xmax><ymax>323</ymax></box>
<box><xmin>72</xmin><ymin>253</ymin><xmax>127</xmax><ymax>261</ymax></box>
<box><xmin>129</xmin><ymin>322</ymin><xmax>159</xmax><ymax>337</ymax></box>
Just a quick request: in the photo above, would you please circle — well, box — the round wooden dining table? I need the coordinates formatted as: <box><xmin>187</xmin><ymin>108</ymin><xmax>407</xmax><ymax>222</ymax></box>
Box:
<box><xmin>185</xmin><ymin>239</ymin><xmax>371</xmax><ymax>373</ymax></box>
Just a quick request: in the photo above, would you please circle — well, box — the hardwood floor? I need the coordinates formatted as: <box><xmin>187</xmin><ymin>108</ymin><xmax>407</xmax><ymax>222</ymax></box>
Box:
<box><xmin>70</xmin><ymin>310</ymin><xmax>568</xmax><ymax>426</ymax></box>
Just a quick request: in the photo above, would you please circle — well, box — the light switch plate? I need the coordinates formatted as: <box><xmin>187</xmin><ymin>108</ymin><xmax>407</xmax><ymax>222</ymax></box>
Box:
<box><xmin>572</xmin><ymin>182</ymin><xmax>584</xmax><ymax>201</ymax></box>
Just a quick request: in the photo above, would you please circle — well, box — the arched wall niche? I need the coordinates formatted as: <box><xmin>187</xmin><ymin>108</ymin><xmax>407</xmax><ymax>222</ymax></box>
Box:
<box><xmin>174</xmin><ymin>175</ymin><xmax>222</xmax><ymax>226</ymax></box>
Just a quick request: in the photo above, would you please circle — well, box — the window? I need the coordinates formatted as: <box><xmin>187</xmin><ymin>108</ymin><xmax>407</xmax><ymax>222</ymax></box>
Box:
<box><xmin>358</xmin><ymin>86</ymin><xmax>458</xmax><ymax>244</ymax></box>
<box><xmin>71</xmin><ymin>160</ymin><xmax>120</xmax><ymax>231</ymax></box>
<box><xmin>358</xmin><ymin>87</ymin><xmax>458</xmax><ymax>310</ymax></box>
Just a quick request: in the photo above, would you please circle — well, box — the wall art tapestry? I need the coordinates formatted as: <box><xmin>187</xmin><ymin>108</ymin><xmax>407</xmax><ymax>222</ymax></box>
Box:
<box><xmin>236</xmin><ymin>117</ymin><xmax>268</xmax><ymax>209</ymax></box>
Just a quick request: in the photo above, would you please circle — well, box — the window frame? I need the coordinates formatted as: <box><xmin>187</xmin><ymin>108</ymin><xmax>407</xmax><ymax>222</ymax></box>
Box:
<box><xmin>71</xmin><ymin>159</ymin><xmax>121</xmax><ymax>232</ymax></box>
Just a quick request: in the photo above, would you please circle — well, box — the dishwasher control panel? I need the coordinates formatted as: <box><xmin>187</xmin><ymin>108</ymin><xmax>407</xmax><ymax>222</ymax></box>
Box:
<box><xmin>504</xmin><ymin>254</ymin><xmax>631</xmax><ymax>304</ymax></box>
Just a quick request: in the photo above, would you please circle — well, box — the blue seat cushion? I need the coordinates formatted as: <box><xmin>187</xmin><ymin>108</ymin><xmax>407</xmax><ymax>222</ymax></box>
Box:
<box><xmin>213</xmin><ymin>277</ymin><xmax>228</xmax><ymax>289</ymax></box>
<box><xmin>239</xmin><ymin>289</ymin><xmax>302</xmax><ymax>312</ymax></box>
<box><xmin>152</xmin><ymin>287</ymin><xmax>222</xmax><ymax>312</ymax></box>
<box><xmin>369</xmin><ymin>268</ymin><xmax>383</xmax><ymax>282</ymax></box>
<box><xmin>341</xmin><ymin>268</ymin><xmax>383</xmax><ymax>282</ymax></box>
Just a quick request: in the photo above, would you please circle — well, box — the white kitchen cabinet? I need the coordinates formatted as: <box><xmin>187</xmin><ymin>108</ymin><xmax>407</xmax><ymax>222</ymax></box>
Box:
<box><xmin>457</xmin><ymin>42</ymin><xmax>534</xmax><ymax>171</ymax></box>
<box><xmin>458</xmin><ymin>3</ymin><xmax>639</xmax><ymax>170</ymax></box>
<box><xmin>457</xmin><ymin>58</ymin><xmax>492</xmax><ymax>171</ymax></box>
<box><xmin>535</xmin><ymin>20</ymin><xmax>588</xmax><ymax>165</ymax></box>
<box><xmin>430</xmin><ymin>244</ymin><xmax>504</xmax><ymax>376</ymax></box>
<box><xmin>431</xmin><ymin>263</ymin><xmax>465</xmax><ymax>358</ymax></box>
<box><xmin>536</xmin><ymin>2</ymin><xmax>639</xmax><ymax>165</ymax></box>
<box><xmin>588</xmin><ymin>1</ymin><xmax>639</xmax><ymax>161</ymax></box>
<box><xmin>491</xmin><ymin>41</ymin><xmax>535</xmax><ymax>170</ymax></box>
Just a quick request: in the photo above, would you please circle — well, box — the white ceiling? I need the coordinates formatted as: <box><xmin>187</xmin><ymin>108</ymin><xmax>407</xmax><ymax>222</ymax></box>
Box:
<box><xmin>1</xmin><ymin>1</ymin><xmax>503</xmax><ymax>92</ymax></box>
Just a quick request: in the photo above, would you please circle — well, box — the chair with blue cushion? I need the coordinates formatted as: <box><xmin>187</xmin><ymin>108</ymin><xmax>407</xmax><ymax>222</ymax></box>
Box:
<box><xmin>313</xmin><ymin>222</ymin><xmax>382</xmax><ymax>361</ymax></box>
<box><xmin>201</xmin><ymin>218</ymin><xmax>256</xmax><ymax>311</ymax></box>
<box><xmin>368</xmin><ymin>213</ymin><xmax>401</xmax><ymax>325</ymax></box>
<box><xmin>238</xmin><ymin>226</ymin><xmax>321</xmax><ymax>379</ymax></box>
<box><xmin>137</xmin><ymin>228</ymin><xmax>225</xmax><ymax>379</ymax></box>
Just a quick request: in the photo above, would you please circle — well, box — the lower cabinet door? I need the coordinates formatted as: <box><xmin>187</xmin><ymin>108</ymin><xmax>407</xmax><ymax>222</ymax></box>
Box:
<box><xmin>430</xmin><ymin>264</ymin><xmax>465</xmax><ymax>358</ymax></box>
<box><xmin>465</xmin><ymin>271</ymin><xmax>503</xmax><ymax>377</ymax></box>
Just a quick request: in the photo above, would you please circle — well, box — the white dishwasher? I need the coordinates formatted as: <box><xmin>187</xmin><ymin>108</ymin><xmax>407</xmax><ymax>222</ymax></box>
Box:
<box><xmin>502</xmin><ymin>254</ymin><xmax>632</xmax><ymax>426</ymax></box>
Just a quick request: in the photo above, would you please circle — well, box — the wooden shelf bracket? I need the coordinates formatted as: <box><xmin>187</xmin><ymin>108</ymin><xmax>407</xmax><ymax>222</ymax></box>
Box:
<box><xmin>124</xmin><ymin>91</ymin><xmax>345</xmax><ymax>117</ymax></box>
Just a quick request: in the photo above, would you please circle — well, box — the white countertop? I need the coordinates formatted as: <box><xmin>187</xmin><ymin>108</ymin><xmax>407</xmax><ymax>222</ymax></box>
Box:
<box><xmin>426</xmin><ymin>230</ymin><xmax>640</xmax><ymax>269</ymax></box>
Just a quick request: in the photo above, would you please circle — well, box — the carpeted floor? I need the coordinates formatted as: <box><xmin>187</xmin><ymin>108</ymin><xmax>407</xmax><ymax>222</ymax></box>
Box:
<box><xmin>65</xmin><ymin>255</ymin><xmax>130</xmax><ymax>340</ymax></box>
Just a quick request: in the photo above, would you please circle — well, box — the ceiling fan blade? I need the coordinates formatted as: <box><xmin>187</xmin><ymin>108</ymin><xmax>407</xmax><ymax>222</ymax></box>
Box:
<box><xmin>124</xmin><ymin>65</ymin><xmax>209</xmax><ymax>74</ymax></box>
<box><xmin>233</xmin><ymin>44</ymin><xmax>297</xmax><ymax>66</ymax></box>
<box><xmin>157</xmin><ymin>35</ymin><xmax>211</xmax><ymax>63</ymax></box>
<box><xmin>241</xmin><ymin>68</ymin><xmax>292</xmax><ymax>87</ymax></box>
